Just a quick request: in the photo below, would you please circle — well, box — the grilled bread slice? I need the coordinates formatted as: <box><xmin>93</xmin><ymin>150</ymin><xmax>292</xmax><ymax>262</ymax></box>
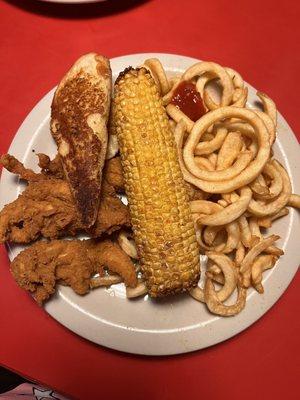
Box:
<box><xmin>51</xmin><ymin>53</ymin><xmax>112</xmax><ymax>227</ymax></box>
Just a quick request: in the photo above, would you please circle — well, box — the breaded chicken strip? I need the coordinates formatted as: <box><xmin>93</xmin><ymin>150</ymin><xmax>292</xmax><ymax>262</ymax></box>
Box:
<box><xmin>0</xmin><ymin>155</ymin><xmax>130</xmax><ymax>243</ymax></box>
<box><xmin>0</xmin><ymin>179</ymin><xmax>78</xmax><ymax>243</ymax></box>
<box><xmin>11</xmin><ymin>239</ymin><xmax>137</xmax><ymax>304</ymax></box>
<box><xmin>0</xmin><ymin>178</ymin><xmax>130</xmax><ymax>243</ymax></box>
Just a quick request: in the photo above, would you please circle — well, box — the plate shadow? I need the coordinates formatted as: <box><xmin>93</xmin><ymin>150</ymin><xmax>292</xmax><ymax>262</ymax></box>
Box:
<box><xmin>3</xmin><ymin>0</ymin><xmax>150</xmax><ymax>20</ymax></box>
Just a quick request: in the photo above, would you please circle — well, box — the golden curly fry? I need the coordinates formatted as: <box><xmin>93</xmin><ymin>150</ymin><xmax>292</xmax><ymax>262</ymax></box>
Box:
<box><xmin>251</xmin><ymin>255</ymin><xmax>278</xmax><ymax>293</ymax></box>
<box><xmin>143</xmin><ymin>58</ymin><xmax>170</xmax><ymax>95</ymax></box>
<box><xmin>197</xmin><ymin>187</ymin><xmax>252</xmax><ymax>226</ymax></box>
<box><xmin>206</xmin><ymin>252</ymin><xmax>238</xmax><ymax>302</ymax></box>
<box><xmin>195</xmin><ymin>127</ymin><xmax>227</xmax><ymax>156</ymax></box>
<box><xmin>240</xmin><ymin>234</ymin><xmax>280</xmax><ymax>278</ymax></box>
<box><xmin>288</xmin><ymin>194</ymin><xmax>300</xmax><ymax>209</ymax></box>
<box><xmin>204</xmin><ymin>278</ymin><xmax>247</xmax><ymax>317</ymax></box>
<box><xmin>248</xmin><ymin>161</ymin><xmax>291</xmax><ymax>216</ymax></box>
<box><xmin>182</xmin><ymin>61</ymin><xmax>234</xmax><ymax>110</ymax></box>
<box><xmin>182</xmin><ymin>107</ymin><xmax>270</xmax><ymax>193</ymax></box>
<box><xmin>257</xmin><ymin>91</ymin><xmax>277</xmax><ymax>127</ymax></box>
<box><xmin>126</xmin><ymin>280</ymin><xmax>148</xmax><ymax>299</ymax></box>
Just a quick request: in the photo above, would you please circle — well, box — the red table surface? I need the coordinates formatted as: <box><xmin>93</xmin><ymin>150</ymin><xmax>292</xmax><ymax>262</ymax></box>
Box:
<box><xmin>0</xmin><ymin>0</ymin><xmax>299</xmax><ymax>399</ymax></box>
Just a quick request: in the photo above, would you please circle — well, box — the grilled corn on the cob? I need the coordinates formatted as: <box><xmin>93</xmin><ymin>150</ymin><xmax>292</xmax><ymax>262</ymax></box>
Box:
<box><xmin>113</xmin><ymin>67</ymin><xmax>200</xmax><ymax>297</ymax></box>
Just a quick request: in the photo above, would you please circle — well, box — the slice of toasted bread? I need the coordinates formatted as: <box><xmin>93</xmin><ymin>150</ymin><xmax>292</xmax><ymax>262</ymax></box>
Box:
<box><xmin>51</xmin><ymin>53</ymin><xmax>112</xmax><ymax>228</ymax></box>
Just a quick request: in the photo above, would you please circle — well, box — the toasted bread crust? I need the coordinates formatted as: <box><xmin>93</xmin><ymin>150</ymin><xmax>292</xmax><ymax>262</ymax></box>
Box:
<box><xmin>51</xmin><ymin>53</ymin><xmax>112</xmax><ymax>227</ymax></box>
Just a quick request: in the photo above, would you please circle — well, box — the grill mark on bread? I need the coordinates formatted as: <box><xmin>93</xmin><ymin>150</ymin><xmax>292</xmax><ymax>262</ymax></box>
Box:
<box><xmin>51</xmin><ymin>54</ymin><xmax>111</xmax><ymax>228</ymax></box>
<box><xmin>52</xmin><ymin>73</ymin><xmax>106</xmax><ymax>139</ymax></box>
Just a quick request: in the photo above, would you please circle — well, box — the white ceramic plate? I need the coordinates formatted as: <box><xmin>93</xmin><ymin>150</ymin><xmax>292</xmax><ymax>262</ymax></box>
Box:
<box><xmin>0</xmin><ymin>53</ymin><xmax>299</xmax><ymax>355</ymax></box>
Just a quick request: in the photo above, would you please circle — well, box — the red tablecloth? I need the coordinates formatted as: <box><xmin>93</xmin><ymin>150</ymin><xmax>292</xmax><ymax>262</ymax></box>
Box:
<box><xmin>0</xmin><ymin>0</ymin><xmax>299</xmax><ymax>399</ymax></box>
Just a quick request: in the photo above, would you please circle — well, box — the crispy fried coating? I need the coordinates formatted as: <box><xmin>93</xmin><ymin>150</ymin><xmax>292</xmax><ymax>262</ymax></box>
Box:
<box><xmin>37</xmin><ymin>153</ymin><xmax>64</xmax><ymax>180</ymax></box>
<box><xmin>0</xmin><ymin>154</ymin><xmax>44</xmax><ymax>182</ymax></box>
<box><xmin>0</xmin><ymin>179</ymin><xmax>79</xmax><ymax>243</ymax></box>
<box><xmin>0</xmin><ymin>155</ymin><xmax>130</xmax><ymax>243</ymax></box>
<box><xmin>11</xmin><ymin>240</ymin><xmax>92</xmax><ymax>304</ymax></box>
<box><xmin>0</xmin><ymin>179</ymin><xmax>130</xmax><ymax>243</ymax></box>
<box><xmin>103</xmin><ymin>156</ymin><xmax>124</xmax><ymax>192</ymax></box>
<box><xmin>1</xmin><ymin>153</ymin><xmax>63</xmax><ymax>182</ymax></box>
<box><xmin>11</xmin><ymin>239</ymin><xmax>137</xmax><ymax>304</ymax></box>
<box><xmin>85</xmin><ymin>240</ymin><xmax>138</xmax><ymax>287</ymax></box>
<box><xmin>93</xmin><ymin>193</ymin><xmax>129</xmax><ymax>236</ymax></box>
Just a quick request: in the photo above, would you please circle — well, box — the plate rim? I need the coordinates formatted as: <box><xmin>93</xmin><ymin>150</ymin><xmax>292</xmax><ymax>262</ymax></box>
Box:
<box><xmin>0</xmin><ymin>53</ymin><xmax>299</xmax><ymax>355</ymax></box>
<box><xmin>38</xmin><ymin>0</ymin><xmax>106</xmax><ymax>4</ymax></box>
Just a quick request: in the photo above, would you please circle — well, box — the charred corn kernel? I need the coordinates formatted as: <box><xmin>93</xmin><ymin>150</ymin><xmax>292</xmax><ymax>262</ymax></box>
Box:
<box><xmin>113</xmin><ymin>67</ymin><xmax>200</xmax><ymax>297</ymax></box>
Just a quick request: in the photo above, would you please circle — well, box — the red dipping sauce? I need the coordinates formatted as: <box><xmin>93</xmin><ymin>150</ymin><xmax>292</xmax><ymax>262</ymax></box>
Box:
<box><xmin>170</xmin><ymin>81</ymin><xmax>206</xmax><ymax>122</ymax></box>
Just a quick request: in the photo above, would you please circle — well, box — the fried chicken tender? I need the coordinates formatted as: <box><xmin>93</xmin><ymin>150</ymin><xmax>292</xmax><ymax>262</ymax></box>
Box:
<box><xmin>11</xmin><ymin>239</ymin><xmax>137</xmax><ymax>304</ymax></box>
<box><xmin>0</xmin><ymin>179</ymin><xmax>77</xmax><ymax>243</ymax></box>
<box><xmin>0</xmin><ymin>178</ymin><xmax>130</xmax><ymax>243</ymax></box>
<box><xmin>0</xmin><ymin>154</ymin><xmax>130</xmax><ymax>243</ymax></box>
